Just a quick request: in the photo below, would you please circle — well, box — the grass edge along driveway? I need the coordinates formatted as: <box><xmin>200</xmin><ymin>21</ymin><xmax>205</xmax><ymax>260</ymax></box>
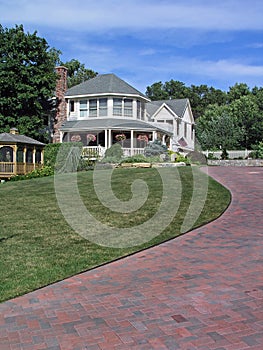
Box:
<box><xmin>0</xmin><ymin>167</ymin><xmax>230</xmax><ymax>302</ymax></box>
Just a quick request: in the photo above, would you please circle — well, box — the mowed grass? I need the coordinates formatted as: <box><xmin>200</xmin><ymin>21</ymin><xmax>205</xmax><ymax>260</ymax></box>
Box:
<box><xmin>0</xmin><ymin>167</ymin><xmax>230</xmax><ymax>302</ymax></box>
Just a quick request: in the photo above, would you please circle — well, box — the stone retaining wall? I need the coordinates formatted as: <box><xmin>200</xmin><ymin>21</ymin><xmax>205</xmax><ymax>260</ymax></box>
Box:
<box><xmin>208</xmin><ymin>159</ymin><xmax>263</xmax><ymax>166</ymax></box>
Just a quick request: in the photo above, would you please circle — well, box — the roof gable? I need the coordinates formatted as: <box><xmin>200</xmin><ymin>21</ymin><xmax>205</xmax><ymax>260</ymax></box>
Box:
<box><xmin>65</xmin><ymin>74</ymin><xmax>148</xmax><ymax>99</ymax></box>
<box><xmin>146</xmin><ymin>99</ymin><xmax>189</xmax><ymax>119</ymax></box>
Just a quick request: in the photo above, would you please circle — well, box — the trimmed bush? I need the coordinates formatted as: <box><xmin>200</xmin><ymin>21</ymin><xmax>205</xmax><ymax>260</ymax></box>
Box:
<box><xmin>10</xmin><ymin>166</ymin><xmax>54</xmax><ymax>181</ymax></box>
<box><xmin>104</xmin><ymin>143</ymin><xmax>123</xmax><ymax>160</ymax></box>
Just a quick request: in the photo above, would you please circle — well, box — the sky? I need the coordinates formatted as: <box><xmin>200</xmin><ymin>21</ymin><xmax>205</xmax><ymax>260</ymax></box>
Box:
<box><xmin>1</xmin><ymin>0</ymin><xmax>263</xmax><ymax>93</ymax></box>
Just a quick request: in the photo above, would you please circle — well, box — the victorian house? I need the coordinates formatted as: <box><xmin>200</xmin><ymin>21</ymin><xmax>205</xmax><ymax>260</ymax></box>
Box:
<box><xmin>53</xmin><ymin>67</ymin><xmax>195</xmax><ymax>156</ymax></box>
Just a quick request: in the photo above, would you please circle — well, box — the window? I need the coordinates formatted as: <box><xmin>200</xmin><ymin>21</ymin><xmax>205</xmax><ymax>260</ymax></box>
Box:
<box><xmin>184</xmin><ymin>123</ymin><xmax>187</xmax><ymax>138</ymax></box>
<box><xmin>124</xmin><ymin>99</ymin><xmax>133</xmax><ymax>117</ymax></box>
<box><xmin>80</xmin><ymin>100</ymin><xmax>88</xmax><ymax>117</ymax></box>
<box><xmin>89</xmin><ymin>99</ymin><xmax>97</xmax><ymax>117</ymax></box>
<box><xmin>137</xmin><ymin>100</ymin><xmax>141</xmax><ymax>119</ymax></box>
<box><xmin>99</xmin><ymin>98</ymin><xmax>107</xmax><ymax>116</ymax></box>
<box><xmin>141</xmin><ymin>102</ymin><xmax>145</xmax><ymax>120</ymax></box>
<box><xmin>177</xmin><ymin>120</ymin><xmax>180</xmax><ymax>135</ymax></box>
<box><xmin>70</xmin><ymin>101</ymin><xmax>75</xmax><ymax>112</ymax></box>
<box><xmin>113</xmin><ymin>98</ymin><xmax>122</xmax><ymax>116</ymax></box>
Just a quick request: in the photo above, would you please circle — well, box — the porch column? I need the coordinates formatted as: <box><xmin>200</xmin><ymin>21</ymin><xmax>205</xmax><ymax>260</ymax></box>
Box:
<box><xmin>108</xmin><ymin>129</ymin><xmax>112</xmax><ymax>148</ymax></box>
<box><xmin>162</xmin><ymin>134</ymin><xmax>166</xmax><ymax>145</ymax></box>
<box><xmin>152</xmin><ymin>131</ymin><xmax>157</xmax><ymax>141</ymax></box>
<box><xmin>131</xmin><ymin>130</ymin><xmax>134</xmax><ymax>156</ymax></box>
<box><xmin>104</xmin><ymin>129</ymin><xmax>108</xmax><ymax>149</ymax></box>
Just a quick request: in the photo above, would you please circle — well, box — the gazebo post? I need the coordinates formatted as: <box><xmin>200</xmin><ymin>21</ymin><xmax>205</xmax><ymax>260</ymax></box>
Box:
<box><xmin>33</xmin><ymin>147</ymin><xmax>36</xmax><ymax>170</ymax></box>
<box><xmin>23</xmin><ymin>146</ymin><xmax>27</xmax><ymax>174</ymax></box>
<box><xmin>13</xmin><ymin>145</ymin><xmax>17</xmax><ymax>175</ymax></box>
<box><xmin>41</xmin><ymin>149</ymin><xmax>44</xmax><ymax>165</ymax></box>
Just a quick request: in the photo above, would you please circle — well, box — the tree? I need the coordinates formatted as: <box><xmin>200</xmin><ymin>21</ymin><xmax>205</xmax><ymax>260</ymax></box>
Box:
<box><xmin>229</xmin><ymin>95</ymin><xmax>263</xmax><ymax>148</ymax></box>
<box><xmin>145</xmin><ymin>82</ymin><xmax>169</xmax><ymax>100</ymax></box>
<box><xmin>196</xmin><ymin>104</ymin><xmax>244</xmax><ymax>150</ymax></box>
<box><xmin>61</xmin><ymin>59</ymin><xmax>97</xmax><ymax>88</ymax></box>
<box><xmin>0</xmin><ymin>24</ymin><xmax>58</xmax><ymax>141</ymax></box>
<box><xmin>227</xmin><ymin>83</ymin><xmax>251</xmax><ymax>103</ymax></box>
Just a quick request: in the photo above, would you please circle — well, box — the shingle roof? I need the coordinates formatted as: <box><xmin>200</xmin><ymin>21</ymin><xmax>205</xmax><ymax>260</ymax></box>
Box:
<box><xmin>146</xmin><ymin>99</ymin><xmax>189</xmax><ymax>118</ymax></box>
<box><xmin>0</xmin><ymin>133</ymin><xmax>45</xmax><ymax>146</ymax></box>
<box><xmin>60</xmin><ymin>118</ymin><xmax>172</xmax><ymax>135</ymax></box>
<box><xmin>65</xmin><ymin>74</ymin><xmax>149</xmax><ymax>99</ymax></box>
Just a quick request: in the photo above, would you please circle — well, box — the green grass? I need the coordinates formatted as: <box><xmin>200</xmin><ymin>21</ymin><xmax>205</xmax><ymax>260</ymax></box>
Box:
<box><xmin>0</xmin><ymin>167</ymin><xmax>230</xmax><ymax>302</ymax></box>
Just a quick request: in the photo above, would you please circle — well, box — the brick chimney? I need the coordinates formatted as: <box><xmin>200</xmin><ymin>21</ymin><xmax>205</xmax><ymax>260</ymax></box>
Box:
<box><xmin>53</xmin><ymin>66</ymin><xmax>68</xmax><ymax>143</ymax></box>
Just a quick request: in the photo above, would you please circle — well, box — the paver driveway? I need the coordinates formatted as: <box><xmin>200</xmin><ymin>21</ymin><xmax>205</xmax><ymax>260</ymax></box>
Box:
<box><xmin>0</xmin><ymin>166</ymin><xmax>263</xmax><ymax>350</ymax></box>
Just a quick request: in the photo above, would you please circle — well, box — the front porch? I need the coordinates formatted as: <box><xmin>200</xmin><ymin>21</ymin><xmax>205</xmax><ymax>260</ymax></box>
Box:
<box><xmin>82</xmin><ymin>145</ymin><xmax>146</xmax><ymax>159</ymax></box>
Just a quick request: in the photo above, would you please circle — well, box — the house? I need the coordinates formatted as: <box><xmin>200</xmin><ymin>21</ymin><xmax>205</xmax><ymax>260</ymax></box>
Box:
<box><xmin>0</xmin><ymin>128</ymin><xmax>45</xmax><ymax>179</ymax></box>
<box><xmin>53</xmin><ymin>67</ymin><xmax>195</xmax><ymax>157</ymax></box>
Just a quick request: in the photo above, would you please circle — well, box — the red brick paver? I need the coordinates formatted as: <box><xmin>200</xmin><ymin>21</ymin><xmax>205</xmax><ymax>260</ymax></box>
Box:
<box><xmin>0</xmin><ymin>167</ymin><xmax>263</xmax><ymax>350</ymax></box>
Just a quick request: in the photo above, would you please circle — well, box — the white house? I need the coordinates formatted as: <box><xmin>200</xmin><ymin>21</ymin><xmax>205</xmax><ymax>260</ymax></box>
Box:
<box><xmin>53</xmin><ymin>67</ymin><xmax>195</xmax><ymax>156</ymax></box>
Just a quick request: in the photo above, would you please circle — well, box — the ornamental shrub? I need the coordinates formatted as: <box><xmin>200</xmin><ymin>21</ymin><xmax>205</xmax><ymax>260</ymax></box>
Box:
<box><xmin>144</xmin><ymin>140</ymin><xmax>169</xmax><ymax>160</ymax></box>
<box><xmin>10</xmin><ymin>166</ymin><xmax>54</xmax><ymax>181</ymax></box>
<box><xmin>103</xmin><ymin>143</ymin><xmax>123</xmax><ymax>160</ymax></box>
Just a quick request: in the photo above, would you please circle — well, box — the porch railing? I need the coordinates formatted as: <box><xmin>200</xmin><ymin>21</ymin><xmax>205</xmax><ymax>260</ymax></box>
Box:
<box><xmin>0</xmin><ymin>162</ymin><xmax>42</xmax><ymax>176</ymax></box>
<box><xmin>122</xmin><ymin>148</ymin><xmax>145</xmax><ymax>157</ymax></box>
<box><xmin>82</xmin><ymin>146</ymin><xmax>106</xmax><ymax>158</ymax></box>
<box><xmin>0</xmin><ymin>162</ymin><xmax>14</xmax><ymax>174</ymax></box>
<box><xmin>82</xmin><ymin>146</ymin><xmax>145</xmax><ymax>159</ymax></box>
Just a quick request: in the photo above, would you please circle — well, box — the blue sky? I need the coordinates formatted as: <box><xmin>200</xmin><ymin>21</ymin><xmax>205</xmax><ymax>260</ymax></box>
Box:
<box><xmin>1</xmin><ymin>0</ymin><xmax>263</xmax><ymax>93</ymax></box>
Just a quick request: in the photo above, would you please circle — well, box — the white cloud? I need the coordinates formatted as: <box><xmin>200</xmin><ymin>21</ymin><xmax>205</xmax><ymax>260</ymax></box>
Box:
<box><xmin>2</xmin><ymin>0</ymin><xmax>263</xmax><ymax>31</ymax></box>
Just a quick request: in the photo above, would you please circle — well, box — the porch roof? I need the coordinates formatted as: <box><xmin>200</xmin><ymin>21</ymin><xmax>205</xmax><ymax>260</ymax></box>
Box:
<box><xmin>60</xmin><ymin>118</ymin><xmax>172</xmax><ymax>135</ymax></box>
<box><xmin>0</xmin><ymin>133</ymin><xmax>45</xmax><ymax>146</ymax></box>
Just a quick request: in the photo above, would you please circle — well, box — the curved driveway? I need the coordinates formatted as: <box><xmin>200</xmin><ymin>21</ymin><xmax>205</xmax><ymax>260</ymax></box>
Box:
<box><xmin>0</xmin><ymin>167</ymin><xmax>263</xmax><ymax>349</ymax></box>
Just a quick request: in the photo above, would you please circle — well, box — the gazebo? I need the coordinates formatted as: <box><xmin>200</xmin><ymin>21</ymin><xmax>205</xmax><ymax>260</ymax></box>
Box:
<box><xmin>0</xmin><ymin>128</ymin><xmax>45</xmax><ymax>179</ymax></box>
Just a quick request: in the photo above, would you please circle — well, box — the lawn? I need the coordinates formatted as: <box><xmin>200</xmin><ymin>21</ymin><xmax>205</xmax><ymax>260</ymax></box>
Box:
<box><xmin>0</xmin><ymin>167</ymin><xmax>230</xmax><ymax>302</ymax></box>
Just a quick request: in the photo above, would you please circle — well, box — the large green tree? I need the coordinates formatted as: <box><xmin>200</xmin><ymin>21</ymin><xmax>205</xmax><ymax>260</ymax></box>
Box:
<box><xmin>145</xmin><ymin>80</ymin><xmax>227</xmax><ymax>118</ymax></box>
<box><xmin>229</xmin><ymin>95</ymin><xmax>263</xmax><ymax>148</ymax></box>
<box><xmin>0</xmin><ymin>24</ymin><xmax>59</xmax><ymax>141</ymax></box>
<box><xmin>61</xmin><ymin>59</ymin><xmax>97</xmax><ymax>88</ymax></box>
<box><xmin>196</xmin><ymin>104</ymin><xmax>244</xmax><ymax>150</ymax></box>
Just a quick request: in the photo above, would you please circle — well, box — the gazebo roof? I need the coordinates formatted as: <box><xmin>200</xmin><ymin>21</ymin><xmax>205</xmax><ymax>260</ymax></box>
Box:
<box><xmin>0</xmin><ymin>133</ymin><xmax>45</xmax><ymax>146</ymax></box>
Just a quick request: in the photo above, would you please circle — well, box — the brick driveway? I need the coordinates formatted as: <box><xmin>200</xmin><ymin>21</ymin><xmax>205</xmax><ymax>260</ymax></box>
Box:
<box><xmin>0</xmin><ymin>167</ymin><xmax>263</xmax><ymax>349</ymax></box>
